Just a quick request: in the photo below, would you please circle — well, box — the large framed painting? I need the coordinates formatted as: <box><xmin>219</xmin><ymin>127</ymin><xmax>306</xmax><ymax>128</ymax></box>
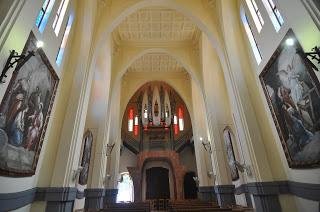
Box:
<box><xmin>259</xmin><ymin>29</ymin><xmax>320</xmax><ymax>168</ymax></box>
<box><xmin>0</xmin><ymin>31</ymin><xmax>59</xmax><ymax>176</ymax></box>
<box><xmin>78</xmin><ymin>130</ymin><xmax>93</xmax><ymax>185</ymax></box>
<box><xmin>223</xmin><ymin>127</ymin><xmax>239</xmax><ymax>181</ymax></box>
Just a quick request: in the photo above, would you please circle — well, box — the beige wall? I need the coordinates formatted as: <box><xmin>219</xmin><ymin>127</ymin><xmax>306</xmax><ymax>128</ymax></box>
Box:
<box><xmin>0</xmin><ymin>0</ymin><xmax>319</xmax><ymax>211</ymax></box>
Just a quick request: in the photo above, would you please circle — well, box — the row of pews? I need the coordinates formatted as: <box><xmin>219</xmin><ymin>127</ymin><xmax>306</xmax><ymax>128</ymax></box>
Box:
<box><xmin>168</xmin><ymin>200</ymin><xmax>253</xmax><ymax>212</ymax></box>
<box><xmin>100</xmin><ymin>200</ymin><xmax>253</xmax><ymax>212</ymax></box>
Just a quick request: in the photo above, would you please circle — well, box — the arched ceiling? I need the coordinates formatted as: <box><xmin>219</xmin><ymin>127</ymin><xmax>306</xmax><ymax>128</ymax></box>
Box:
<box><xmin>127</xmin><ymin>53</ymin><xmax>186</xmax><ymax>73</ymax></box>
<box><xmin>113</xmin><ymin>7</ymin><xmax>201</xmax><ymax>44</ymax></box>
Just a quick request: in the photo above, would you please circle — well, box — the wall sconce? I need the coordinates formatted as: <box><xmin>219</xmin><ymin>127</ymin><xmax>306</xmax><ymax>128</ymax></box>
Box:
<box><xmin>72</xmin><ymin>166</ymin><xmax>83</xmax><ymax>181</ymax></box>
<box><xmin>105</xmin><ymin>174</ymin><xmax>112</xmax><ymax>182</ymax></box>
<box><xmin>233</xmin><ymin>161</ymin><xmax>252</xmax><ymax>177</ymax></box>
<box><xmin>106</xmin><ymin>143</ymin><xmax>115</xmax><ymax>156</ymax></box>
<box><xmin>297</xmin><ymin>46</ymin><xmax>320</xmax><ymax>72</ymax></box>
<box><xmin>200</xmin><ymin>137</ymin><xmax>212</xmax><ymax>154</ymax></box>
<box><xmin>192</xmin><ymin>176</ymin><xmax>199</xmax><ymax>183</ymax></box>
<box><xmin>0</xmin><ymin>41</ymin><xmax>44</xmax><ymax>83</ymax></box>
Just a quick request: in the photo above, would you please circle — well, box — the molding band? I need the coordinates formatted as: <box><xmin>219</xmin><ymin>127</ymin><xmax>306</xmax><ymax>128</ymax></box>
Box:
<box><xmin>0</xmin><ymin>188</ymin><xmax>36</xmax><ymax>211</ymax></box>
<box><xmin>84</xmin><ymin>188</ymin><xmax>106</xmax><ymax>210</ymax></box>
<box><xmin>0</xmin><ymin>187</ymin><xmax>76</xmax><ymax>212</ymax></box>
<box><xmin>76</xmin><ymin>190</ymin><xmax>85</xmax><ymax>199</ymax></box>
<box><xmin>235</xmin><ymin>181</ymin><xmax>320</xmax><ymax>201</ymax></box>
<box><xmin>214</xmin><ymin>185</ymin><xmax>236</xmax><ymax>207</ymax></box>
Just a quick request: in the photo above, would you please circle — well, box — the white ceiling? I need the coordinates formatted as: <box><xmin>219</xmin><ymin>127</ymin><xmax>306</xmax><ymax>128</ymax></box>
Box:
<box><xmin>127</xmin><ymin>53</ymin><xmax>185</xmax><ymax>73</ymax></box>
<box><xmin>113</xmin><ymin>7</ymin><xmax>200</xmax><ymax>43</ymax></box>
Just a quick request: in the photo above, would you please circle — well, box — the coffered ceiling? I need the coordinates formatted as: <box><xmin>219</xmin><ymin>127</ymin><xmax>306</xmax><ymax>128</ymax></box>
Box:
<box><xmin>113</xmin><ymin>7</ymin><xmax>200</xmax><ymax>43</ymax></box>
<box><xmin>127</xmin><ymin>53</ymin><xmax>185</xmax><ymax>73</ymax></box>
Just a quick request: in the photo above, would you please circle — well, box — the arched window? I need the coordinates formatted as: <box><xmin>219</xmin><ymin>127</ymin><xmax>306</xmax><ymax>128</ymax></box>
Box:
<box><xmin>56</xmin><ymin>13</ymin><xmax>74</xmax><ymax>66</ymax></box>
<box><xmin>116</xmin><ymin>173</ymin><xmax>134</xmax><ymax>203</ymax></box>
<box><xmin>52</xmin><ymin>0</ymin><xmax>70</xmax><ymax>35</ymax></box>
<box><xmin>261</xmin><ymin>0</ymin><xmax>284</xmax><ymax>32</ymax></box>
<box><xmin>245</xmin><ymin>0</ymin><xmax>264</xmax><ymax>32</ymax></box>
<box><xmin>241</xmin><ymin>8</ymin><xmax>262</xmax><ymax>64</ymax></box>
<box><xmin>36</xmin><ymin>0</ymin><xmax>56</xmax><ymax>33</ymax></box>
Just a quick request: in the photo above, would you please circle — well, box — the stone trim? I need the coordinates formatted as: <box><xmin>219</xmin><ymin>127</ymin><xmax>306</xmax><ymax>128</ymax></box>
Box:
<box><xmin>0</xmin><ymin>188</ymin><xmax>36</xmax><ymax>211</ymax></box>
<box><xmin>0</xmin><ymin>187</ymin><xmax>76</xmax><ymax>212</ymax></box>
<box><xmin>214</xmin><ymin>185</ymin><xmax>236</xmax><ymax>207</ymax></box>
<box><xmin>84</xmin><ymin>188</ymin><xmax>106</xmax><ymax>210</ymax></box>
<box><xmin>76</xmin><ymin>190</ymin><xmax>85</xmax><ymax>199</ymax></box>
<box><xmin>104</xmin><ymin>189</ymin><xmax>118</xmax><ymax>204</ymax></box>
<box><xmin>198</xmin><ymin>186</ymin><xmax>216</xmax><ymax>202</ymax></box>
<box><xmin>235</xmin><ymin>181</ymin><xmax>320</xmax><ymax>201</ymax></box>
<box><xmin>36</xmin><ymin>187</ymin><xmax>77</xmax><ymax>202</ymax></box>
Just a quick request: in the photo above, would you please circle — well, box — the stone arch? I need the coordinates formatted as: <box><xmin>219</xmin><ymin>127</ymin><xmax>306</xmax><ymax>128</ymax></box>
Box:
<box><xmin>89</xmin><ymin>0</ymin><xmax>230</xmax><ymax>95</ymax></box>
<box><xmin>127</xmin><ymin>151</ymin><xmax>187</xmax><ymax>201</ymax></box>
<box><xmin>113</xmin><ymin>48</ymin><xmax>202</xmax><ymax>92</ymax></box>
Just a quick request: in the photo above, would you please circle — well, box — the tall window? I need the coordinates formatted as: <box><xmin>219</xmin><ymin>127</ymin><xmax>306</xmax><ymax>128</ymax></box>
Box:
<box><xmin>261</xmin><ymin>0</ymin><xmax>284</xmax><ymax>32</ymax></box>
<box><xmin>245</xmin><ymin>0</ymin><xmax>264</xmax><ymax>32</ymax></box>
<box><xmin>56</xmin><ymin>14</ymin><xmax>74</xmax><ymax>66</ymax></box>
<box><xmin>52</xmin><ymin>0</ymin><xmax>70</xmax><ymax>35</ymax></box>
<box><xmin>128</xmin><ymin>109</ymin><xmax>134</xmax><ymax>132</ymax></box>
<box><xmin>178</xmin><ymin>107</ymin><xmax>184</xmax><ymax>131</ymax></box>
<box><xmin>116</xmin><ymin>173</ymin><xmax>134</xmax><ymax>203</ymax></box>
<box><xmin>241</xmin><ymin>13</ymin><xmax>262</xmax><ymax>64</ymax></box>
<box><xmin>36</xmin><ymin>0</ymin><xmax>56</xmax><ymax>33</ymax></box>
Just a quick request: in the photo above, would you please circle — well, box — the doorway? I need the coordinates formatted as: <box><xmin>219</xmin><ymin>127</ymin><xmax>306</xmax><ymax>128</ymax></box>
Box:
<box><xmin>184</xmin><ymin>172</ymin><xmax>197</xmax><ymax>199</ymax></box>
<box><xmin>146</xmin><ymin>167</ymin><xmax>170</xmax><ymax>199</ymax></box>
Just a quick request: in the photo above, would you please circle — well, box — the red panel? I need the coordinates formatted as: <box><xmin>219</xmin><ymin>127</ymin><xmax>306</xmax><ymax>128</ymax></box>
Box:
<box><xmin>129</xmin><ymin>108</ymin><xmax>134</xmax><ymax>120</ymax></box>
<box><xmin>134</xmin><ymin>125</ymin><xmax>139</xmax><ymax>136</ymax></box>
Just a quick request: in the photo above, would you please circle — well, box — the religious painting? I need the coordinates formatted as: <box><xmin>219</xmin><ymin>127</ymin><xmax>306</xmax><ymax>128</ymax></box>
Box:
<box><xmin>223</xmin><ymin>127</ymin><xmax>239</xmax><ymax>181</ymax></box>
<box><xmin>259</xmin><ymin>29</ymin><xmax>320</xmax><ymax>168</ymax></box>
<box><xmin>79</xmin><ymin>130</ymin><xmax>93</xmax><ymax>185</ymax></box>
<box><xmin>0</xmin><ymin>31</ymin><xmax>59</xmax><ymax>176</ymax></box>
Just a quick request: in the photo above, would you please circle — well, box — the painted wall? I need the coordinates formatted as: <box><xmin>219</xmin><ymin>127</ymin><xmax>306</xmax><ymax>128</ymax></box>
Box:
<box><xmin>237</xmin><ymin>0</ymin><xmax>320</xmax><ymax>211</ymax></box>
<box><xmin>0</xmin><ymin>0</ymin><xmax>75</xmax><ymax>192</ymax></box>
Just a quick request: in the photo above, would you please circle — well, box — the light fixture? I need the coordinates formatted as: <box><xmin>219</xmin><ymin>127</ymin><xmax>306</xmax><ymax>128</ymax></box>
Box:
<box><xmin>201</xmin><ymin>137</ymin><xmax>212</xmax><ymax>154</ymax></box>
<box><xmin>105</xmin><ymin>174</ymin><xmax>112</xmax><ymax>181</ymax></box>
<box><xmin>36</xmin><ymin>40</ymin><xmax>44</xmax><ymax>48</ymax></box>
<box><xmin>192</xmin><ymin>176</ymin><xmax>199</xmax><ymax>182</ymax></box>
<box><xmin>106</xmin><ymin>143</ymin><xmax>115</xmax><ymax>156</ymax></box>
<box><xmin>297</xmin><ymin>46</ymin><xmax>320</xmax><ymax>72</ymax></box>
<box><xmin>285</xmin><ymin>38</ymin><xmax>295</xmax><ymax>46</ymax></box>
<box><xmin>0</xmin><ymin>41</ymin><xmax>44</xmax><ymax>83</ymax></box>
<box><xmin>72</xmin><ymin>166</ymin><xmax>83</xmax><ymax>181</ymax></box>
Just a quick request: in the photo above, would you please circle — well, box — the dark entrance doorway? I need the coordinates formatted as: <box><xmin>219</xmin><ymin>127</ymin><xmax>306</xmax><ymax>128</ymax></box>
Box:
<box><xmin>184</xmin><ymin>172</ymin><xmax>197</xmax><ymax>199</ymax></box>
<box><xmin>146</xmin><ymin>167</ymin><xmax>170</xmax><ymax>199</ymax></box>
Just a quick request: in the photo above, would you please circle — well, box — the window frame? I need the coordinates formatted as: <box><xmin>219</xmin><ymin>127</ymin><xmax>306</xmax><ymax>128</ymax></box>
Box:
<box><xmin>52</xmin><ymin>0</ymin><xmax>70</xmax><ymax>35</ymax></box>
<box><xmin>56</xmin><ymin>13</ymin><xmax>74</xmax><ymax>66</ymax></box>
<box><xmin>245</xmin><ymin>0</ymin><xmax>264</xmax><ymax>32</ymax></box>
<box><xmin>36</xmin><ymin>0</ymin><xmax>55</xmax><ymax>32</ymax></box>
